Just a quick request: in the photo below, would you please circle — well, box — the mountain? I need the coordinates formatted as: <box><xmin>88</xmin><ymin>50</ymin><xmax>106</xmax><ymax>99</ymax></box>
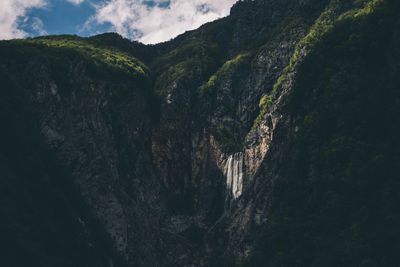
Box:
<box><xmin>1</xmin><ymin>0</ymin><xmax>399</xmax><ymax>266</ymax></box>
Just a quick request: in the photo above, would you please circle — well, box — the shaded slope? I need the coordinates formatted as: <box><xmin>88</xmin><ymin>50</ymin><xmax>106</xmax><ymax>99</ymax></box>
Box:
<box><xmin>0</xmin><ymin>36</ymin><xmax>161</xmax><ymax>266</ymax></box>
<box><xmin>0</xmin><ymin>66</ymin><xmax>127</xmax><ymax>267</ymax></box>
<box><xmin>245</xmin><ymin>0</ymin><xmax>400</xmax><ymax>265</ymax></box>
<box><xmin>1</xmin><ymin>0</ymin><xmax>400</xmax><ymax>266</ymax></box>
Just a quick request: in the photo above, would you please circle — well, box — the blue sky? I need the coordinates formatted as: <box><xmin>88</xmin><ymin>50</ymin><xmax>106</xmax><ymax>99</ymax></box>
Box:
<box><xmin>0</xmin><ymin>0</ymin><xmax>237</xmax><ymax>44</ymax></box>
<box><xmin>22</xmin><ymin>0</ymin><xmax>106</xmax><ymax>36</ymax></box>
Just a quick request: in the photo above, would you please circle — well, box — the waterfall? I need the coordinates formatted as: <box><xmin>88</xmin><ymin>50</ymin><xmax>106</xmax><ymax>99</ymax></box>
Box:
<box><xmin>223</xmin><ymin>152</ymin><xmax>244</xmax><ymax>209</ymax></box>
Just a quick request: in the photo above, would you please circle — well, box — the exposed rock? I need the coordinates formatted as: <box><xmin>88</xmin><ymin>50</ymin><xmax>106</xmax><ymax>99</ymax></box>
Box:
<box><xmin>1</xmin><ymin>0</ymin><xmax>399</xmax><ymax>266</ymax></box>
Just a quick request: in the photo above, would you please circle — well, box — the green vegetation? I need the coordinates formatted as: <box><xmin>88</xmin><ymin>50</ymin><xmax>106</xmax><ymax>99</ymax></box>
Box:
<box><xmin>24</xmin><ymin>35</ymin><xmax>149</xmax><ymax>78</ymax></box>
<box><xmin>1</xmin><ymin>0</ymin><xmax>398</xmax><ymax>265</ymax></box>
<box><xmin>152</xmin><ymin>37</ymin><xmax>220</xmax><ymax>96</ymax></box>
<box><xmin>210</xmin><ymin>124</ymin><xmax>244</xmax><ymax>154</ymax></box>
<box><xmin>247</xmin><ymin>0</ymin><xmax>400</xmax><ymax>265</ymax></box>
<box><xmin>292</xmin><ymin>0</ymin><xmax>385</xmax><ymax>65</ymax></box>
<box><xmin>250</xmin><ymin>75</ymin><xmax>287</xmax><ymax>132</ymax></box>
<box><xmin>250</xmin><ymin>0</ymin><xmax>386</xmax><ymax>132</ymax></box>
<box><xmin>201</xmin><ymin>52</ymin><xmax>252</xmax><ymax>90</ymax></box>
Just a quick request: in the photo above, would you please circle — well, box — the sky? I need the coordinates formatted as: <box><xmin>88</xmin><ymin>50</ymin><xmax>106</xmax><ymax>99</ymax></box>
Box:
<box><xmin>0</xmin><ymin>0</ymin><xmax>237</xmax><ymax>44</ymax></box>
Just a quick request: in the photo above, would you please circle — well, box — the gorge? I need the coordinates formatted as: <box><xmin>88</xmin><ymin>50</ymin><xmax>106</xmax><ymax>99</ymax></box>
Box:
<box><xmin>1</xmin><ymin>0</ymin><xmax>400</xmax><ymax>266</ymax></box>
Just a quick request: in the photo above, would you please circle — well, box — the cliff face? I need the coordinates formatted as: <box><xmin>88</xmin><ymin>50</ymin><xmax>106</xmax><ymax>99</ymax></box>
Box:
<box><xmin>0</xmin><ymin>38</ymin><xmax>167</xmax><ymax>266</ymax></box>
<box><xmin>1</xmin><ymin>0</ymin><xmax>400</xmax><ymax>266</ymax></box>
<box><xmin>216</xmin><ymin>1</ymin><xmax>400</xmax><ymax>266</ymax></box>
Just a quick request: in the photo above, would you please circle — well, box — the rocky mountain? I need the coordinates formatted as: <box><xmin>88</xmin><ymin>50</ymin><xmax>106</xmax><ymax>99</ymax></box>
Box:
<box><xmin>1</xmin><ymin>0</ymin><xmax>399</xmax><ymax>266</ymax></box>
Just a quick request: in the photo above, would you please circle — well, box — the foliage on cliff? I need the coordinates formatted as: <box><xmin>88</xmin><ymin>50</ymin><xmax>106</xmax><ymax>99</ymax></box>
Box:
<box><xmin>1</xmin><ymin>35</ymin><xmax>150</xmax><ymax>80</ymax></box>
<box><xmin>152</xmin><ymin>37</ymin><xmax>220</xmax><ymax>96</ymax></box>
<box><xmin>247</xmin><ymin>0</ymin><xmax>400</xmax><ymax>266</ymax></box>
<box><xmin>1</xmin><ymin>0</ymin><xmax>399</xmax><ymax>266</ymax></box>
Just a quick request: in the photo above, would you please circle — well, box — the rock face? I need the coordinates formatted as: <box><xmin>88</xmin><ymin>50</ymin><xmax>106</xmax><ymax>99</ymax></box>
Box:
<box><xmin>1</xmin><ymin>0</ymin><xmax>400</xmax><ymax>266</ymax></box>
<box><xmin>0</xmin><ymin>45</ymin><xmax>166</xmax><ymax>266</ymax></box>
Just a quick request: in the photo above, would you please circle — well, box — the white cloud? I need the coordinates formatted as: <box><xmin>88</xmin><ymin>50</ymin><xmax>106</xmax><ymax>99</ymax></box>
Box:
<box><xmin>31</xmin><ymin>17</ymin><xmax>47</xmax><ymax>35</ymax></box>
<box><xmin>66</xmin><ymin>0</ymin><xmax>84</xmax><ymax>5</ymax></box>
<box><xmin>0</xmin><ymin>0</ymin><xmax>47</xmax><ymax>40</ymax></box>
<box><xmin>91</xmin><ymin>0</ymin><xmax>237</xmax><ymax>44</ymax></box>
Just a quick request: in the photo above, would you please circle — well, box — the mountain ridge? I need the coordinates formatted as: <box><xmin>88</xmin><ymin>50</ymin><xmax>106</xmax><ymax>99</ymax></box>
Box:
<box><xmin>1</xmin><ymin>0</ymin><xmax>399</xmax><ymax>266</ymax></box>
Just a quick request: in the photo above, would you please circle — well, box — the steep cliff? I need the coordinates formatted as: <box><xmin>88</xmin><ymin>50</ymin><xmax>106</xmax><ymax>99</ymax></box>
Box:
<box><xmin>1</xmin><ymin>0</ymin><xmax>399</xmax><ymax>266</ymax></box>
<box><xmin>214</xmin><ymin>1</ymin><xmax>400</xmax><ymax>266</ymax></box>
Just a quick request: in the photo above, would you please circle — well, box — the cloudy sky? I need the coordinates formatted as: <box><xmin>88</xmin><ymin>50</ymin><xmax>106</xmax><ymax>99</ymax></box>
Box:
<box><xmin>0</xmin><ymin>0</ymin><xmax>237</xmax><ymax>44</ymax></box>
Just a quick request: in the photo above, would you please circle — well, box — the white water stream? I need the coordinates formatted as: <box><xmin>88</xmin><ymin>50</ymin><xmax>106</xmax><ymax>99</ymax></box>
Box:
<box><xmin>223</xmin><ymin>152</ymin><xmax>244</xmax><ymax>209</ymax></box>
